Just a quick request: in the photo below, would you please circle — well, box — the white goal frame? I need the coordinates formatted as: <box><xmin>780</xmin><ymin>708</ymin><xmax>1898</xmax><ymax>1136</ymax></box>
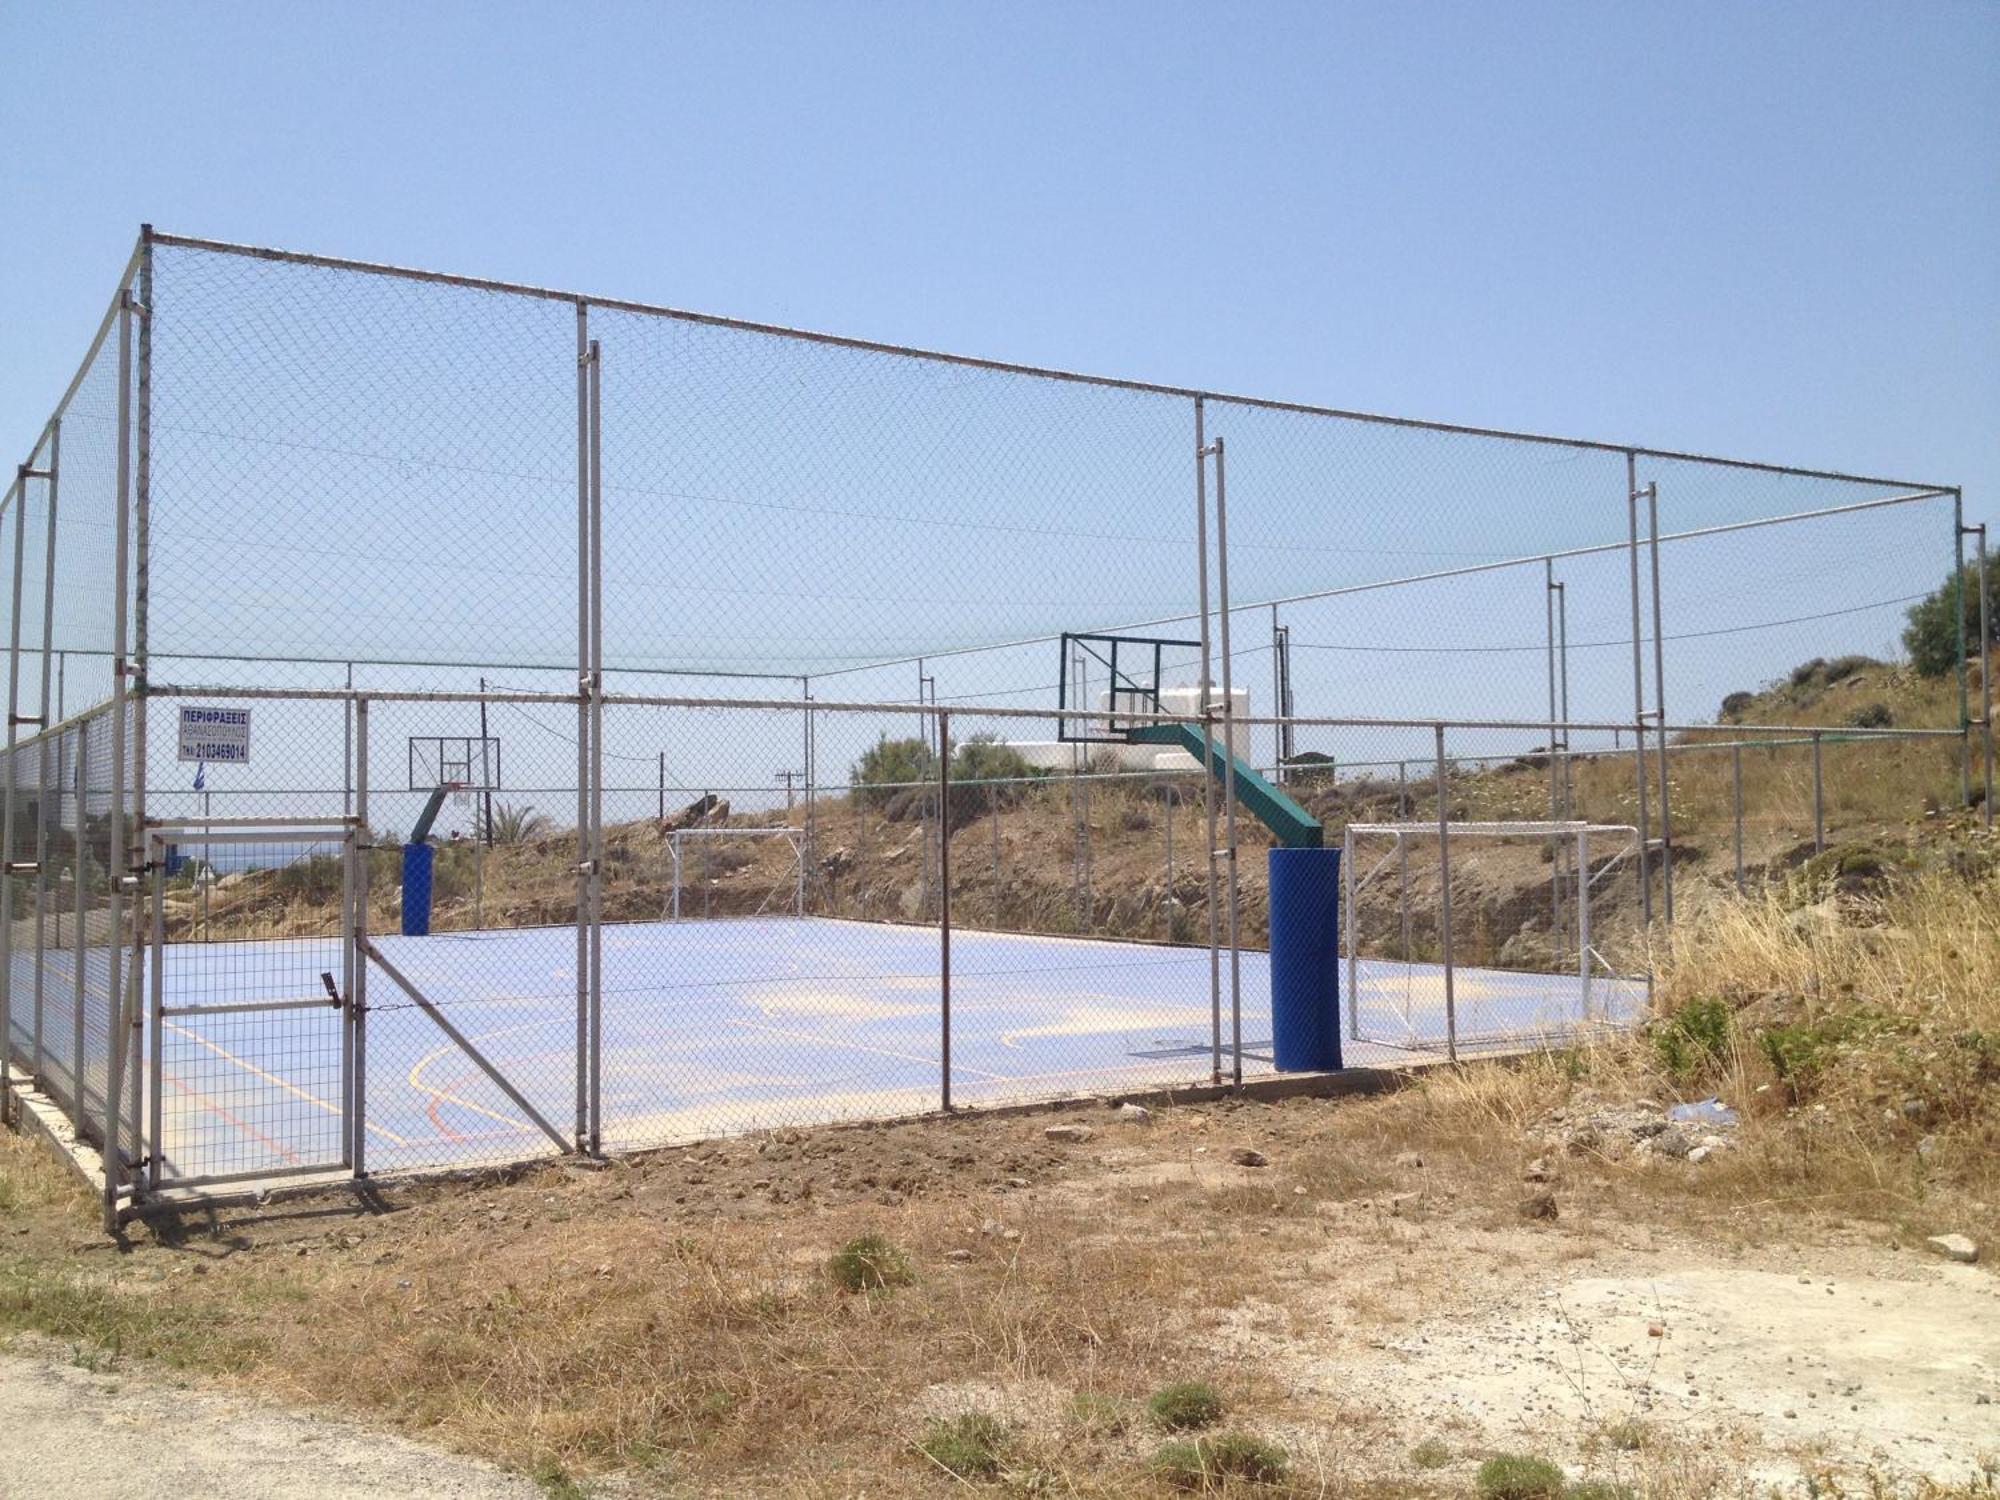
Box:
<box><xmin>667</xmin><ymin>826</ymin><xmax>807</xmax><ymax>920</ymax></box>
<box><xmin>1341</xmin><ymin>819</ymin><xmax>1646</xmax><ymax>1050</ymax></box>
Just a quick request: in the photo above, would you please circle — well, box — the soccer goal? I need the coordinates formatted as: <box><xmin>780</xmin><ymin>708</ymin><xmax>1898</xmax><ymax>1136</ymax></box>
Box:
<box><xmin>1340</xmin><ymin>820</ymin><xmax>1649</xmax><ymax>1052</ymax></box>
<box><xmin>666</xmin><ymin>826</ymin><xmax>808</xmax><ymax>921</ymax></box>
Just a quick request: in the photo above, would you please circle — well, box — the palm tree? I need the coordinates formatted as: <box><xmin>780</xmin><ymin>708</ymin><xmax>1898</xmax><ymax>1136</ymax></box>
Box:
<box><xmin>486</xmin><ymin>801</ymin><xmax>551</xmax><ymax>845</ymax></box>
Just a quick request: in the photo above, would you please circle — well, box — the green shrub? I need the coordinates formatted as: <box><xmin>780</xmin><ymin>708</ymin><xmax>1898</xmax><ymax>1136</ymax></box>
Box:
<box><xmin>950</xmin><ymin>734</ymin><xmax>1034</xmax><ymax>808</ymax></box>
<box><xmin>826</xmin><ymin>1233</ymin><xmax>912</xmax><ymax>1293</ymax></box>
<box><xmin>1904</xmin><ymin>563</ymin><xmax>1998</xmax><ymax>678</ymax></box>
<box><xmin>1565</xmin><ymin>1483</ymin><xmax>1636</xmax><ymax>1500</ymax></box>
<box><xmin>530</xmin><ymin>1456</ymin><xmax>586</xmax><ymax>1500</ymax></box>
<box><xmin>1847</xmin><ymin>701</ymin><xmax>1894</xmax><ymax>729</ymax></box>
<box><xmin>1653</xmin><ymin>997</ymin><xmax>1731</xmax><ymax>1082</ymax></box>
<box><xmin>1758</xmin><ymin>1023</ymin><xmax>1832</xmax><ymax>1102</ymax></box>
<box><xmin>1068</xmin><ymin>1391</ymin><xmax>1128</xmax><ymax>1435</ymax></box>
<box><xmin>1152</xmin><ymin>1432</ymin><xmax>1287</xmax><ymax>1489</ymax></box>
<box><xmin>850</xmin><ymin>735</ymin><xmax>936</xmax><ymax>810</ymax></box>
<box><xmin>1719</xmin><ymin>690</ymin><xmax>1756</xmax><ymax>721</ymax></box>
<box><xmin>1147</xmin><ymin>1379</ymin><xmax>1225</xmax><ymax>1431</ymax></box>
<box><xmin>1477</xmin><ymin>1454</ymin><xmax>1567</xmax><ymax>1500</ymax></box>
<box><xmin>1410</xmin><ymin>1436</ymin><xmax>1452</xmax><ymax>1469</ymax></box>
<box><xmin>916</xmin><ymin>1412</ymin><xmax>1007</xmax><ymax>1480</ymax></box>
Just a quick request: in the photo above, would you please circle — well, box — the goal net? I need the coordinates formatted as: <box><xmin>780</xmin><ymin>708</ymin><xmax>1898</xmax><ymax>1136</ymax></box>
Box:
<box><xmin>1340</xmin><ymin>820</ymin><xmax>1649</xmax><ymax>1052</ymax></box>
<box><xmin>666</xmin><ymin>826</ymin><xmax>807</xmax><ymax>921</ymax></box>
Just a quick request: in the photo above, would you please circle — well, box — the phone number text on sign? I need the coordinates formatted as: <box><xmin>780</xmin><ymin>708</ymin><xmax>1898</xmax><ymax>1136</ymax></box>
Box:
<box><xmin>177</xmin><ymin>707</ymin><xmax>251</xmax><ymax>763</ymax></box>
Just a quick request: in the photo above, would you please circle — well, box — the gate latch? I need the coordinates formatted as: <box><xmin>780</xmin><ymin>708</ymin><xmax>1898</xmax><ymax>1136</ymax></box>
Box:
<box><xmin>319</xmin><ymin>972</ymin><xmax>343</xmax><ymax>1009</ymax></box>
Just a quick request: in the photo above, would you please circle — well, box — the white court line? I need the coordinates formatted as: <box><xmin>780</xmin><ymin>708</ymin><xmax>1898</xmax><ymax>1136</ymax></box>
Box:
<box><xmin>728</xmin><ymin>1016</ymin><xmax>1016</xmax><ymax>1080</ymax></box>
<box><xmin>163</xmin><ymin>1018</ymin><xmax>410</xmax><ymax>1148</ymax></box>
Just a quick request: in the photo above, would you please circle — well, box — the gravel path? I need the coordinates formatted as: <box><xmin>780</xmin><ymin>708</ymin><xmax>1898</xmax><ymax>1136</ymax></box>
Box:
<box><xmin>0</xmin><ymin>1342</ymin><xmax>540</xmax><ymax>1500</ymax></box>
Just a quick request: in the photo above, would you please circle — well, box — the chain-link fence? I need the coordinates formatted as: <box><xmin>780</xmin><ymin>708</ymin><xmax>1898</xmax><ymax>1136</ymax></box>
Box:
<box><xmin>0</xmin><ymin>228</ymin><xmax>1987</xmax><ymax>1228</ymax></box>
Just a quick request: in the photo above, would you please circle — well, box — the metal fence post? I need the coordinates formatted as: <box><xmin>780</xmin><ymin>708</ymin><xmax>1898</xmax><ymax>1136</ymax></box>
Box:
<box><xmin>1434</xmin><ymin>723</ymin><xmax>1457</xmax><ymax>1064</ymax></box>
<box><xmin>354</xmin><ymin>696</ymin><xmax>370</xmax><ymax>1176</ymax></box>
<box><xmin>1342</xmin><ymin>822</ymin><xmax>1358</xmax><ymax>1043</ymax></box>
<box><xmin>3</xmin><ymin>476</ymin><xmax>29</xmax><ymax>1075</ymax></box>
<box><xmin>1811</xmin><ymin>730</ymin><xmax>1825</xmax><ymax>854</ymax></box>
<box><xmin>1543</xmin><ymin>559</ymin><xmax>1563</xmax><ymax>945</ymax></box>
<box><xmin>70</xmin><ymin>716</ymin><xmax>86</xmax><ymax>1132</ymax></box>
<box><xmin>1625</xmin><ymin>453</ymin><xmax>1653</xmax><ymax>925</ymax></box>
<box><xmin>588</xmin><ymin>336</ymin><xmax>604</xmax><ymax>1157</ymax></box>
<box><xmin>1976</xmin><ymin>520</ymin><xmax>1992</xmax><ymax>829</ymax></box>
<box><xmin>1647</xmin><ymin>483</ymin><xmax>1673</xmax><ymax>923</ymax></box>
<box><xmin>32</xmin><ymin>723</ymin><xmax>51</xmax><ymax>1084</ymax></box>
<box><xmin>1732</xmin><ymin>740</ymin><xmax>1745</xmax><ymax>892</ymax></box>
<box><xmin>1955</xmin><ymin>493</ymin><xmax>1970</xmax><ymax>807</ymax></box>
<box><xmin>1193</xmin><ymin>397</ymin><xmax>1222</xmax><ymax>1086</ymax></box>
<box><xmin>1211</xmin><ymin>435</ymin><xmax>1245</xmax><ymax>1090</ymax></box>
<box><xmin>572</xmin><ymin>298</ymin><xmax>590</xmax><ymax>1154</ymax></box>
<box><xmin>130</xmin><ymin>233</ymin><xmax>153</xmax><ymax>1199</ymax></box>
<box><xmin>938</xmin><ymin>707</ymin><xmax>951</xmax><ymax>1113</ymax></box>
<box><xmin>101</xmin><ymin>289</ymin><xmax>134</xmax><ymax>1233</ymax></box>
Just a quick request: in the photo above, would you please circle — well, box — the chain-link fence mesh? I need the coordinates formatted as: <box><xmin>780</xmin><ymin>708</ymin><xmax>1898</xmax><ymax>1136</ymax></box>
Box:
<box><xmin>0</xmin><ymin>231</ymin><xmax>1983</xmax><ymax>1223</ymax></box>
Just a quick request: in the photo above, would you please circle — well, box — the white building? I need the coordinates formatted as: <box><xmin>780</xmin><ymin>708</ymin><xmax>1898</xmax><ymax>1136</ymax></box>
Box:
<box><xmin>1005</xmin><ymin>684</ymin><xmax>1252</xmax><ymax>774</ymax></box>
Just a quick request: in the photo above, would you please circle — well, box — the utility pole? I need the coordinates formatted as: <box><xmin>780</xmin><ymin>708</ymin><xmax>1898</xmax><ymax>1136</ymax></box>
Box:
<box><xmin>478</xmin><ymin>676</ymin><xmax>493</xmax><ymax>847</ymax></box>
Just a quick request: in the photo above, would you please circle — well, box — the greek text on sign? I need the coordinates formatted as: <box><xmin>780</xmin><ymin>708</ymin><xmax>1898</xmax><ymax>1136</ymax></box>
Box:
<box><xmin>178</xmin><ymin>707</ymin><xmax>251</xmax><ymax>764</ymax></box>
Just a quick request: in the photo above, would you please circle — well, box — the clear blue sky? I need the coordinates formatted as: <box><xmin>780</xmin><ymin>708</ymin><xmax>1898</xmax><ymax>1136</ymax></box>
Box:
<box><xmin>0</xmin><ymin>1</ymin><xmax>1995</xmax><ymax>818</ymax></box>
<box><xmin>3</xmin><ymin>1</ymin><xmax>1992</xmax><ymax>505</ymax></box>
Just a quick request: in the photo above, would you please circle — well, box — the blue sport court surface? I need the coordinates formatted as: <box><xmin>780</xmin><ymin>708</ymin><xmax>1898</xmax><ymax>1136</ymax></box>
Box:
<box><xmin>146</xmin><ymin>916</ymin><xmax>1646</xmax><ymax>1184</ymax></box>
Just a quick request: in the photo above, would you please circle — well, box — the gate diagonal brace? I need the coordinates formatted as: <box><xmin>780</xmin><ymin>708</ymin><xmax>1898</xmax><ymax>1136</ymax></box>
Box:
<box><xmin>360</xmin><ymin>939</ymin><xmax>572</xmax><ymax>1156</ymax></box>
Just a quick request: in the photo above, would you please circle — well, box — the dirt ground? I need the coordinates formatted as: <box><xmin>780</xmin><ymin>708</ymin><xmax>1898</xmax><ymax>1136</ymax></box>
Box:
<box><xmin>6</xmin><ymin>1085</ymin><xmax>1995</xmax><ymax>1497</ymax></box>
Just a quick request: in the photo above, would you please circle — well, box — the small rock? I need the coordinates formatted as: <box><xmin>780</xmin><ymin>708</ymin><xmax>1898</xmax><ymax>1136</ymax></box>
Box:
<box><xmin>1647</xmin><ymin>1323</ymin><xmax>1664</xmax><ymax>1338</ymax></box>
<box><xmin>1519</xmin><ymin>1190</ymin><xmax>1558</xmax><ymax>1221</ymax></box>
<box><xmin>1393</xmin><ymin>1151</ymin><xmax>1425</xmax><ymax>1169</ymax></box>
<box><xmin>1044</xmin><ymin>1124</ymin><xmax>1093</xmax><ymax>1144</ymax></box>
<box><xmin>1917</xmin><ymin>1135</ymin><xmax>1938</xmax><ymax>1163</ymax></box>
<box><xmin>944</xmin><ymin>1249</ymin><xmax>973</xmax><ymax>1263</ymax></box>
<box><xmin>1688</xmin><ymin>1146</ymin><xmax>1712</xmax><ymax>1165</ymax></box>
<box><xmin>1926</xmin><ymin>1233</ymin><xmax>1979</xmax><ymax>1265</ymax></box>
<box><xmin>1115</xmin><ymin>1103</ymin><xmax>1153</xmax><ymax>1123</ymax></box>
<box><xmin>1654</xmin><ymin>1126</ymin><xmax>1692</xmax><ymax>1160</ymax></box>
<box><xmin>1523</xmin><ymin>1157</ymin><xmax>1553</xmax><ymax>1183</ymax></box>
<box><xmin>1005</xmin><ymin>1177</ymin><xmax>1029</xmax><ymax>1189</ymax></box>
<box><xmin>1230</xmin><ymin>1148</ymin><xmax>1269</xmax><ymax>1168</ymax></box>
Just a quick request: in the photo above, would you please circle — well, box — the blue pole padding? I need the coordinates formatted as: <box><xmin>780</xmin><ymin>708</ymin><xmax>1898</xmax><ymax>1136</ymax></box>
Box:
<box><xmin>401</xmin><ymin>842</ymin><xmax>435</xmax><ymax>938</ymax></box>
<box><xmin>1268</xmin><ymin>846</ymin><xmax>1342</xmax><ymax>1072</ymax></box>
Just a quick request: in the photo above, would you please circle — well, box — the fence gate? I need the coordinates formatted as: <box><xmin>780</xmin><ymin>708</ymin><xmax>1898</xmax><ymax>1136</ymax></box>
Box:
<box><xmin>144</xmin><ymin>820</ymin><xmax>358</xmax><ymax>1190</ymax></box>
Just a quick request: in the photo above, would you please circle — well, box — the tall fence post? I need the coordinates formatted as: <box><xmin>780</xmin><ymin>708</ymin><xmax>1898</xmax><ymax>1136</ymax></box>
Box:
<box><xmin>1434</xmin><ymin>723</ymin><xmax>1457</xmax><ymax>1065</ymax></box>
<box><xmin>938</xmin><ymin>707</ymin><xmax>952</xmax><ymax>1113</ymax></box>
<box><xmin>1647</xmin><ymin>483</ymin><xmax>1673</xmax><ymax>924</ymax></box>
<box><xmin>1193</xmin><ymin>398</ymin><xmax>1223</xmax><ymax>1086</ymax></box>
<box><xmin>3</xmin><ymin>473</ymin><xmax>30</xmax><ymax>1084</ymax></box>
<box><xmin>1543</xmin><ymin>559</ymin><xmax>1563</xmax><ymax>947</ymax></box>
<box><xmin>1732</xmin><ymin>740</ymin><xmax>1745</xmax><ymax>892</ymax></box>
<box><xmin>1342</xmin><ymin>822</ymin><xmax>1358</xmax><ymax>1043</ymax></box>
<box><xmin>129</xmin><ymin>230</ymin><xmax>153</xmax><ymax>1201</ymax></box>
<box><xmin>1625</xmin><ymin>454</ymin><xmax>1653</xmax><ymax>926</ymax></box>
<box><xmin>69</xmin><ymin>718</ymin><xmax>86</xmax><ymax>1132</ymax></box>
<box><xmin>572</xmin><ymin>297</ymin><xmax>591</xmax><ymax>1155</ymax></box>
<box><xmin>587</xmin><ymin>336</ymin><xmax>604</xmax><ymax>1157</ymax></box>
<box><xmin>1211</xmin><ymin>435</ymin><xmax>1245</xmax><ymax>1090</ymax></box>
<box><xmin>353</xmin><ymin>696</ymin><xmax>370</xmax><ymax>1177</ymax></box>
<box><xmin>1811</xmin><ymin>730</ymin><xmax>1825</xmax><ymax>854</ymax></box>
<box><xmin>1955</xmin><ymin>492</ymin><xmax>1971</xmax><ymax>807</ymax></box>
<box><xmin>101</xmin><ymin>288</ymin><xmax>134</xmax><ymax>1234</ymax></box>
<box><xmin>1976</xmin><ymin>520</ymin><xmax>1992</xmax><ymax>829</ymax></box>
